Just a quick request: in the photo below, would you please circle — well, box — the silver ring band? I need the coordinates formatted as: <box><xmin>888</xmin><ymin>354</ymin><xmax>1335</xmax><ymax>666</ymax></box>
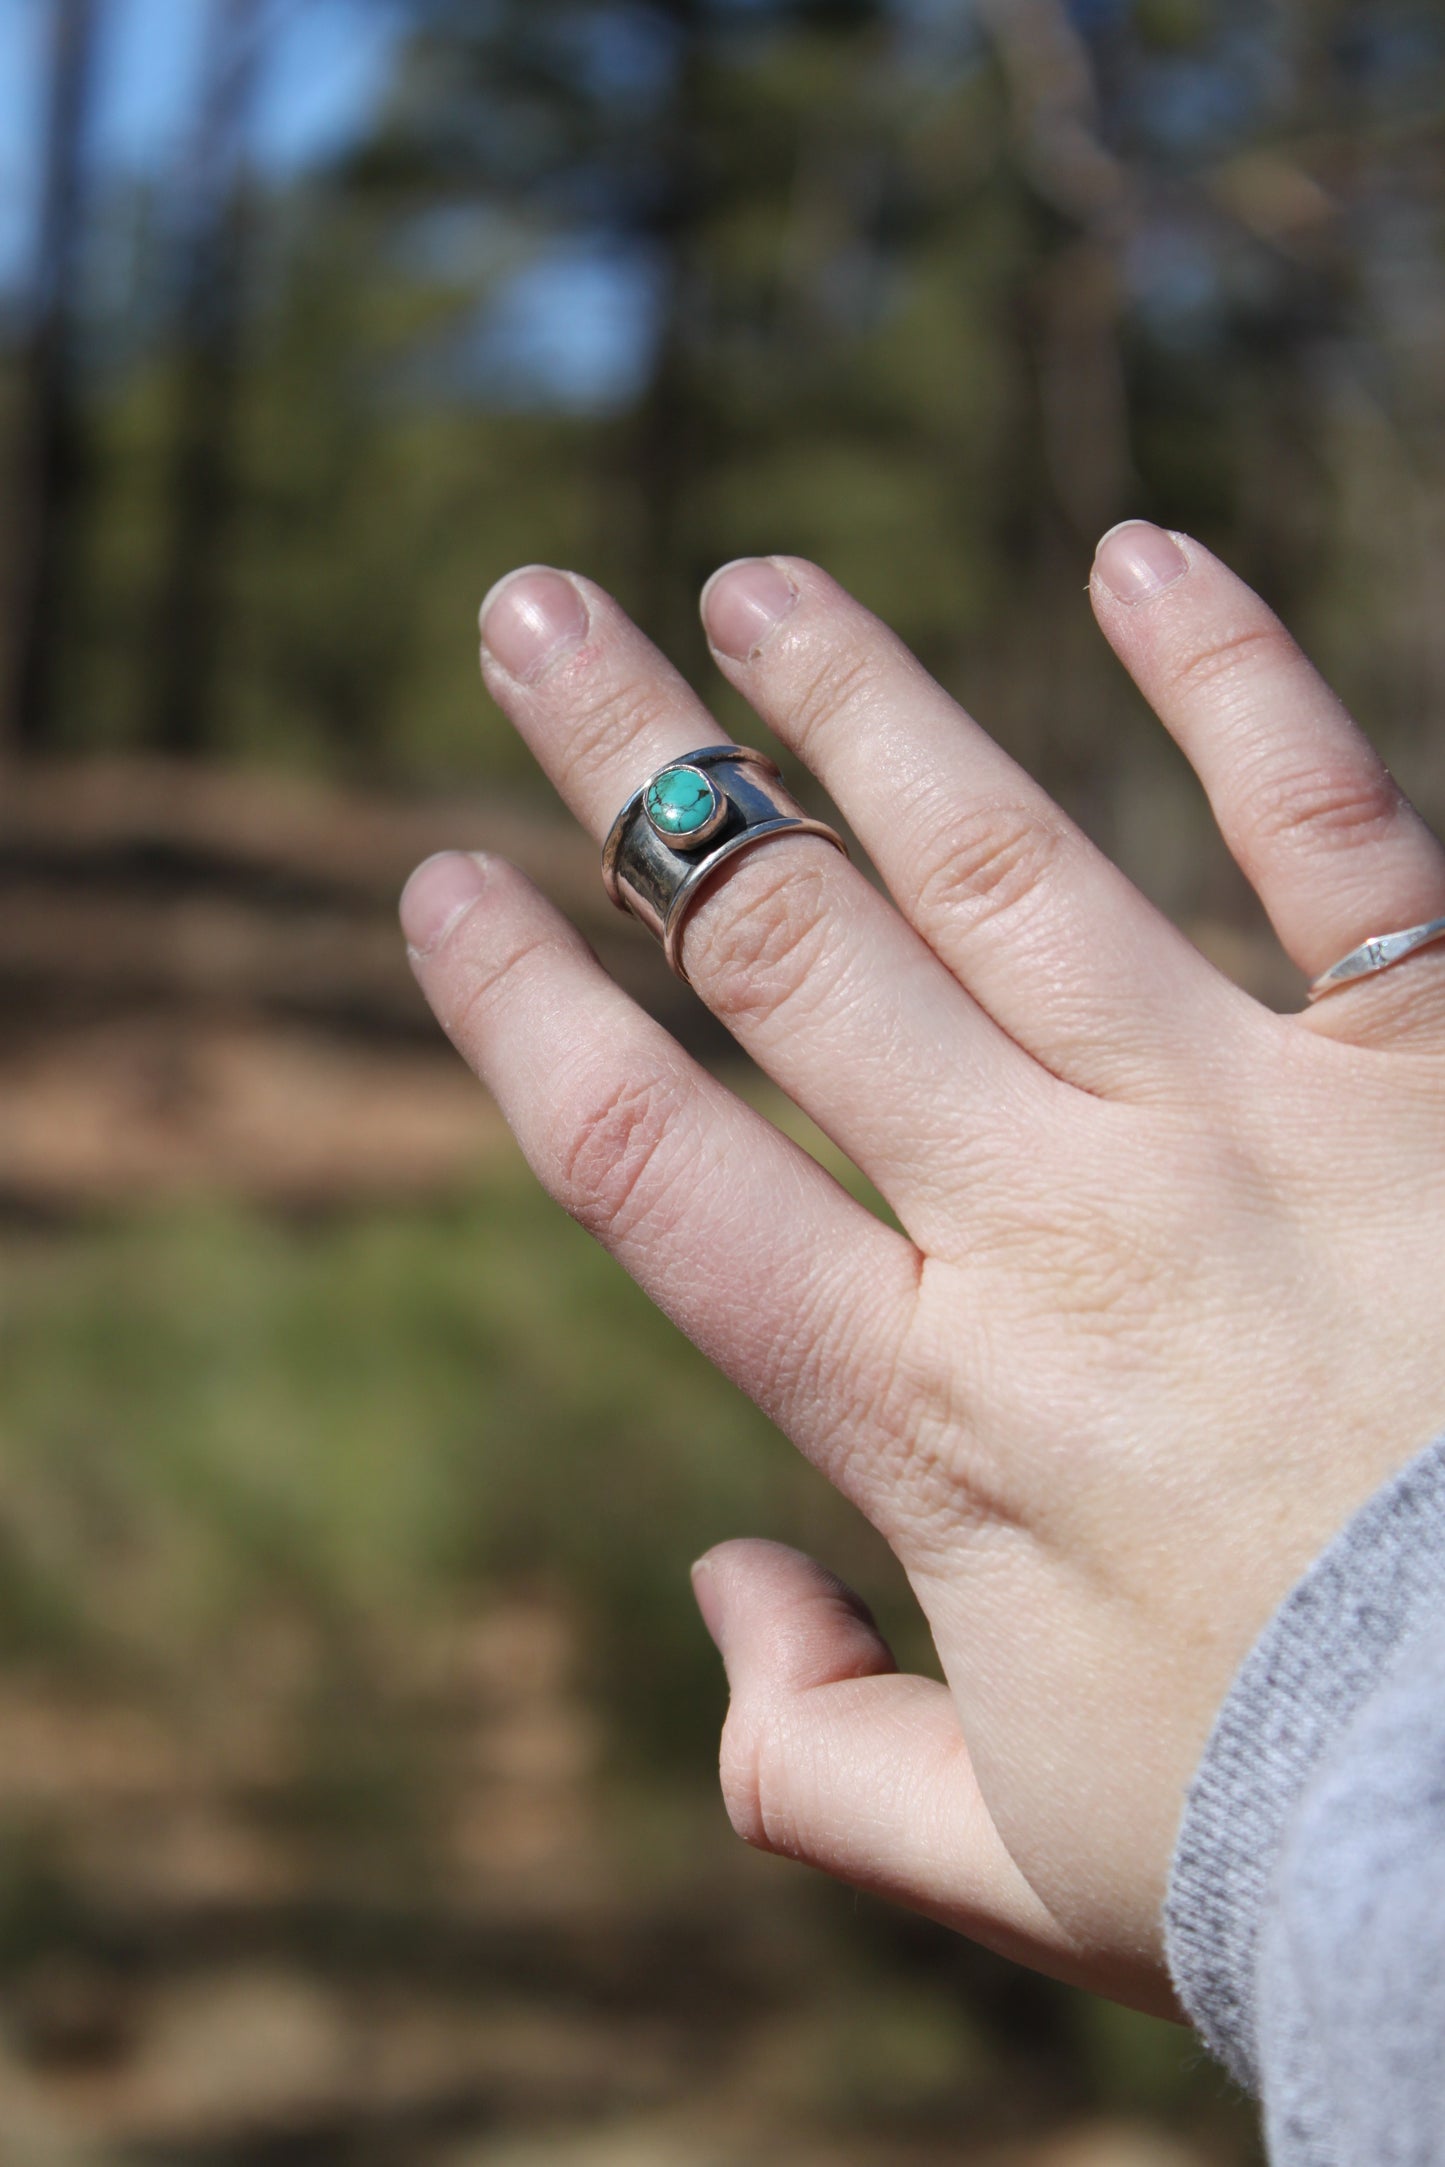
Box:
<box><xmin>1307</xmin><ymin>914</ymin><xmax>1445</xmax><ymax>1002</ymax></box>
<box><xmin>602</xmin><ymin>744</ymin><xmax>847</xmax><ymax>984</ymax></box>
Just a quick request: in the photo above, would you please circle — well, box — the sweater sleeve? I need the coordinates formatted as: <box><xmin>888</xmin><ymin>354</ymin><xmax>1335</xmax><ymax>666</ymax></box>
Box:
<box><xmin>1164</xmin><ymin>1428</ymin><xmax>1445</xmax><ymax>2167</ymax></box>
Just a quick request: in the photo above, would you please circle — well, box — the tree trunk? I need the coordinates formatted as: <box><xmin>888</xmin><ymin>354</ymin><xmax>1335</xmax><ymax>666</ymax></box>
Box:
<box><xmin>2</xmin><ymin>0</ymin><xmax>100</xmax><ymax>759</ymax></box>
<box><xmin>149</xmin><ymin>0</ymin><xmax>264</xmax><ymax>758</ymax></box>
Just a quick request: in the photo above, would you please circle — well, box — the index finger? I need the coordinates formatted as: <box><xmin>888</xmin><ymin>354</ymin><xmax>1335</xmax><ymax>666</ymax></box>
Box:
<box><xmin>401</xmin><ymin>847</ymin><xmax>925</xmax><ymax>1529</ymax></box>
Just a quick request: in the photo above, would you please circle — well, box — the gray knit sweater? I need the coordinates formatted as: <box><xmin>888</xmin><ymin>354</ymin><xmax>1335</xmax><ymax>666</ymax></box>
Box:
<box><xmin>1166</xmin><ymin>1429</ymin><xmax>1445</xmax><ymax>2164</ymax></box>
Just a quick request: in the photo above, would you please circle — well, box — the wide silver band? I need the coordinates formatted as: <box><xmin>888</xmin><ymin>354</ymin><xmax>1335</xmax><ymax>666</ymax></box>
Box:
<box><xmin>601</xmin><ymin>743</ymin><xmax>847</xmax><ymax>984</ymax></box>
<box><xmin>1307</xmin><ymin>914</ymin><xmax>1445</xmax><ymax>1002</ymax></box>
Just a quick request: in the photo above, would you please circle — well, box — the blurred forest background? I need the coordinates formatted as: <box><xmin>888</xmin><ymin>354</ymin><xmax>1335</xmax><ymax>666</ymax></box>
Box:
<box><xmin>3</xmin><ymin>0</ymin><xmax>1444</xmax><ymax>2159</ymax></box>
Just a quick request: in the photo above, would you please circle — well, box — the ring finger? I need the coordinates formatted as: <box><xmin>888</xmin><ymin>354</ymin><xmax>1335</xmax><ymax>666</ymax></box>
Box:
<box><xmin>475</xmin><ymin>564</ymin><xmax>1064</xmax><ymax>1239</ymax></box>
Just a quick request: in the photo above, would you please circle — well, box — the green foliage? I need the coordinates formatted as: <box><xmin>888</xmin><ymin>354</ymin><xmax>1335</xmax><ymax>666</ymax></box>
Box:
<box><xmin>0</xmin><ymin>1157</ymin><xmax>920</xmax><ymax>1759</ymax></box>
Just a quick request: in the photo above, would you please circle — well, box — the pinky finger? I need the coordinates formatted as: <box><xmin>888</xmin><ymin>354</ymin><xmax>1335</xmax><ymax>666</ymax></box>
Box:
<box><xmin>691</xmin><ymin>1539</ymin><xmax>1167</xmax><ymax>2011</ymax></box>
<box><xmin>400</xmin><ymin>851</ymin><xmax>919</xmax><ymax>1522</ymax></box>
<box><xmin>1090</xmin><ymin>524</ymin><xmax>1445</xmax><ymax>1029</ymax></box>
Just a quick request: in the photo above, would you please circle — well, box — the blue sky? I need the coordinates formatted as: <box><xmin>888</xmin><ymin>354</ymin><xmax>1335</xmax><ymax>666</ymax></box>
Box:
<box><xmin>0</xmin><ymin>0</ymin><xmax>665</xmax><ymax>408</ymax></box>
<box><xmin>0</xmin><ymin>0</ymin><xmax>401</xmax><ymax>293</ymax></box>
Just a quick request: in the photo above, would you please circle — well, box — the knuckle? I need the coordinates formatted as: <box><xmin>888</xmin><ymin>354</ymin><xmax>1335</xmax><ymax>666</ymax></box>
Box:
<box><xmin>685</xmin><ymin>849</ymin><xmax>835</xmax><ymax>1026</ymax></box>
<box><xmin>1168</xmin><ymin>617</ymin><xmax>1291</xmax><ymax>698</ymax></box>
<box><xmin>782</xmin><ymin>639</ymin><xmax>891</xmax><ymax>759</ymax></box>
<box><xmin>565</xmin><ymin>672</ymin><xmax>687</xmax><ymax>785</ymax></box>
<box><xmin>718</xmin><ymin>1699</ymin><xmax>797</xmax><ymax>1857</ymax></box>
<box><xmin>552</xmin><ymin>1066</ymin><xmax>681</xmax><ymax>1240</ymax></box>
<box><xmin>439</xmin><ymin>926</ymin><xmax>555</xmax><ymax>1049</ymax></box>
<box><xmin>1246</xmin><ymin>756</ymin><xmax>1402</xmax><ymax>857</ymax></box>
<box><xmin>911</xmin><ymin>799</ymin><xmax>1065</xmax><ymax>936</ymax></box>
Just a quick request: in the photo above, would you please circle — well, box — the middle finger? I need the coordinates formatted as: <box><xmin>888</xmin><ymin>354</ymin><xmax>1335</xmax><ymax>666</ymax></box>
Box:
<box><xmin>477</xmin><ymin>564</ymin><xmax>1062</xmax><ymax>1238</ymax></box>
<box><xmin>701</xmin><ymin>554</ymin><xmax>1255</xmax><ymax>1098</ymax></box>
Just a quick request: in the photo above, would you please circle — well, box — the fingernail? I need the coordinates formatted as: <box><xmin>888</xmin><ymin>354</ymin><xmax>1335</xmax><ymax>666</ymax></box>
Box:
<box><xmin>400</xmin><ymin>851</ymin><xmax>488</xmax><ymax>956</ymax></box>
<box><xmin>690</xmin><ymin>1556</ymin><xmax>725</xmax><ymax>1652</ymax></box>
<box><xmin>701</xmin><ymin>558</ymin><xmax>799</xmax><ymax>660</ymax></box>
<box><xmin>1093</xmin><ymin>520</ymin><xmax>1188</xmax><ymax>604</ymax></box>
<box><xmin>480</xmin><ymin>567</ymin><xmax>589</xmax><ymax>681</ymax></box>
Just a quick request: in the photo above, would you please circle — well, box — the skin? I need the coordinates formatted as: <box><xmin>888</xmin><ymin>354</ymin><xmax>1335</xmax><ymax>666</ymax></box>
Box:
<box><xmin>399</xmin><ymin>521</ymin><xmax>1445</xmax><ymax>2018</ymax></box>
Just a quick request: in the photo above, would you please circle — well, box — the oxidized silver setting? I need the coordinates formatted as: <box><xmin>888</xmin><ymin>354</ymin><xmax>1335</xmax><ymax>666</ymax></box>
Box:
<box><xmin>602</xmin><ymin>743</ymin><xmax>847</xmax><ymax>984</ymax></box>
<box><xmin>1307</xmin><ymin>913</ymin><xmax>1445</xmax><ymax>1002</ymax></box>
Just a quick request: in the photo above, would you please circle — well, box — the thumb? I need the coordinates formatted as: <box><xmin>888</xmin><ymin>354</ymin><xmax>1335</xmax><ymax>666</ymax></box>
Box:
<box><xmin>691</xmin><ymin>1539</ymin><xmax>1104</xmax><ymax>1998</ymax></box>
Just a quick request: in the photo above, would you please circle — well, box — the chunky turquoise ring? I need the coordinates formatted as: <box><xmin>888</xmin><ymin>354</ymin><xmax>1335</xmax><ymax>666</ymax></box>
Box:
<box><xmin>601</xmin><ymin>744</ymin><xmax>847</xmax><ymax>984</ymax></box>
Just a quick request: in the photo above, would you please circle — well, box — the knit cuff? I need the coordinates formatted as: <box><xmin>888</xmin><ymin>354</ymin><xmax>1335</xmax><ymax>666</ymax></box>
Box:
<box><xmin>1164</xmin><ymin>1428</ymin><xmax>1445</xmax><ymax>2094</ymax></box>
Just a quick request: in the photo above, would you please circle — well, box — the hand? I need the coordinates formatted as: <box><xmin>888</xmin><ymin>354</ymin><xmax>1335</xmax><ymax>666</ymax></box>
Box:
<box><xmin>400</xmin><ymin>522</ymin><xmax>1445</xmax><ymax>2016</ymax></box>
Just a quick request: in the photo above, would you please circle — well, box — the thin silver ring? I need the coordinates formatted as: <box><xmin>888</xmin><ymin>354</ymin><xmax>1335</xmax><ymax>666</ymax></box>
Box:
<box><xmin>602</xmin><ymin>744</ymin><xmax>847</xmax><ymax>984</ymax></box>
<box><xmin>1307</xmin><ymin>914</ymin><xmax>1445</xmax><ymax>1002</ymax></box>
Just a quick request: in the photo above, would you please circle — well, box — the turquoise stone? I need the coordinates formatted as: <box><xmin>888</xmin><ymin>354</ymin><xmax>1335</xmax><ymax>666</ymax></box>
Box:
<box><xmin>644</xmin><ymin>765</ymin><xmax>718</xmax><ymax>840</ymax></box>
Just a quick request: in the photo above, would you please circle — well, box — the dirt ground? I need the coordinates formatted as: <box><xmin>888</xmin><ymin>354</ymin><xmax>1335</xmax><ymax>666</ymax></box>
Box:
<box><xmin>2</xmin><ymin>757</ymin><xmax>634</xmax><ymax>1213</ymax></box>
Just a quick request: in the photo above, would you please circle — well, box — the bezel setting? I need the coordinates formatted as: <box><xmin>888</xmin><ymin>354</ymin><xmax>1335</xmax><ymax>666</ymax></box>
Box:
<box><xmin>641</xmin><ymin>763</ymin><xmax>728</xmax><ymax>849</ymax></box>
